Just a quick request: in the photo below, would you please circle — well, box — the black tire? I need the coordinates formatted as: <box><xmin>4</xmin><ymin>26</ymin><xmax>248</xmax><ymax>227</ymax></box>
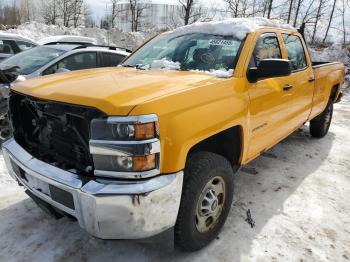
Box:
<box><xmin>310</xmin><ymin>99</ymin><xmax>333</xmax><ymax>138</ymax></box>
<box><xmin>175</xmin><ymin>151</ymin><xmax>234</xmax><ymax>251</ymax></box>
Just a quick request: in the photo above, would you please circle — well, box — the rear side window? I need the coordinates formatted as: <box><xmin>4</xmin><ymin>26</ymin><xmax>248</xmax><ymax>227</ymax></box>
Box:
<box><xmin>253</xmin><ymin>33</ymin><xmax>282</xmax><ymax>66</ymax></box>
<box><xmin>282</xmin><ymin>34</ymin><xmax>307</xmax><ymax>71</ymax></box>
<box><xmin>101</xmin><ymin>53</ymin><xmax>125</xmax><ymax>67</ymax></box>
<box><xmin>0</xmin><ymin>40</ymin><xmax>14</xmax><ymax>54</ymax></box>
<box><xmin>57</xmin><ymin>52</ymin><xmax>97</xmax><ymax>71</ymax></box>
<box><xmin>43</xmin><ymin>52</ymin><xmax>97</xmax><ymax>75</ymax></box>
<box><xmin>16</xmin><ymin>40</ymin><xmax>36</xmax><ymax>51</ymax></box>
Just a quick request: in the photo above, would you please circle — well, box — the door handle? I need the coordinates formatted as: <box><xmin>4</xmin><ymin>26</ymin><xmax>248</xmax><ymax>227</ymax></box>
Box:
<box><xmin>308</xmin><ymin>77</ymin><xmax>315</xmax><ymax>82</ymax></box>
<box><xmin>283</xmin><ymin>84</ymin><xmax>293</xmax><ymax>91</ymax></box>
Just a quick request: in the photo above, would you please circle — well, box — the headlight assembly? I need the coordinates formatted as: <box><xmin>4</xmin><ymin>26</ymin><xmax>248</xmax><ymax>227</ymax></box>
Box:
<box><xmin>89</xmin><ymin>114</ymin><xmax>160</xmax><ymax>179</ymax></box>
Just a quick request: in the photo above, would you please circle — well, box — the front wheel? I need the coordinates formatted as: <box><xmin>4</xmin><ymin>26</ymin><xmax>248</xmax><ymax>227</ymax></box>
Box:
<box><xmin>310</xmin><ymin>100</ymin><xmax>333</xmax><ymax>138</ymax></box>
<box><xmin>175</xmin><ymin>152</ymin><xmax>234</xmax><ymax>251</ymax></box>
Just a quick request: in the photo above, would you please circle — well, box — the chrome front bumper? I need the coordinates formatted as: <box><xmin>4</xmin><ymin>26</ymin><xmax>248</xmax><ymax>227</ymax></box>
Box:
<box><xmin>2</xmin><ymin>138</ymin><xmax>183</xmax><ymax>239</ymax></box>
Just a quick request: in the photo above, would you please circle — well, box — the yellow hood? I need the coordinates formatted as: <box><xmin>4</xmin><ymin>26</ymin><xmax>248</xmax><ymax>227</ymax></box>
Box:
<box><xmin>12</xmin><ymin>67</ymin><xmax>220</xmax><ymax>115</ymax></box>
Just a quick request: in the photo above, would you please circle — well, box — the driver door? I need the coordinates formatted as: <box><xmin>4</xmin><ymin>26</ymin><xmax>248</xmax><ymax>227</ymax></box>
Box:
<box><xmin>247</xmin><ymin>33</ymin><xmax>295</xmax><ymax>161</ymax></box>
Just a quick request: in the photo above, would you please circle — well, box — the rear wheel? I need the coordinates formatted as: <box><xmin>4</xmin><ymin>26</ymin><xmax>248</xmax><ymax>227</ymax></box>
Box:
<box><xmin>175</xmin><ymin>152</ymin><xmax>234</xmax><ymax>251</ymax></box>
<box><xmin>310</xmin><ymin>99</ymin><xmax>333</xmax><ymax>138</ymax></box>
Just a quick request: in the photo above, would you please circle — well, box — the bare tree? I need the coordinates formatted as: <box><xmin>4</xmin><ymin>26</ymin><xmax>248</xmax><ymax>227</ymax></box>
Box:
<box><xmin>127</xmin><ymin>0</ymin><xmax>151</xmax><ymax>31</ymax></box>
<box><xmin>287</xmin><ymin>0</ymin><xmax>294</xmax><ymax>23</ymax></box>
<box><xmin>179</xmin><ymin>0</ymin><xmax>204</xmax><ymax>25</ymax></box>
<box><xmin>224</xmin><ymin>0</ymin><xmax>241</xmax><ymax>17</ymax></box>
<box><xmin>322</xmin><ymin>0</ymin><xmax>337</xmax><ymax>43</ymax></box>
<box><xmin>108</xmin><ymin>0</ymin><xmax>127</xmax><ymax>28</ymax></box>
<box><xmin>71</xmin><ymin>0</ymin><xmax>84</xmax><ymax>27</ymax></box>
<box><xmin>292</xmin><ymin>0</ymin><xmax>303</xmax><ymax>26</ymax></box>
<box><xmin>266</xmin><ymin>0</ymin><xmax>274</xmax><ymax>18</ymax></box>
<box><xmin>337</xmin><ymin>0</ymin><xmax>349</xmax><ymax>44</ymax></box>
<box><xmin>19</xmin><ymin>0</ymin><xmax>36</xmax><ymax>23</ymax></box>
<box><xmin>84</xmin><ymin>4</ymin><xmax>95</xmax><ymax>27</ymax></box>
<box><xmin>41</xmin><ymin>0</ymin><xmax>59</xmax><ymax>25</ymax></box>
<box><xmin>310</xmin><ymin>0</ymin><xmax>327</xmax><ymax>43</ymax></box>
<box><xmin>58</xmin><ymin>0</ymin><xmax>74</xmax><ymax>27</ymax></box>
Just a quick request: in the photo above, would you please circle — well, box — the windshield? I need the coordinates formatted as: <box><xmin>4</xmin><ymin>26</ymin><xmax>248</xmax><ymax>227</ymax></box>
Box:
<box><xmin>123</xmin><ymin>33</ymin><xmax>243</xmax><ymax>73</ymax></box>
<box><xmin>1</xmin><ymin>46</ymin><xmax>66</xmax><ymax>75</ymax></box>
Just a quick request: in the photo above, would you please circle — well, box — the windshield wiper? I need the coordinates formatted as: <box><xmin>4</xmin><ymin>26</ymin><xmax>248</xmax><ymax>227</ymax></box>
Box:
<box><xmin>121</xmin><ymin>64</ymin><xmax>146</xmax><ymax>70</ymax></box>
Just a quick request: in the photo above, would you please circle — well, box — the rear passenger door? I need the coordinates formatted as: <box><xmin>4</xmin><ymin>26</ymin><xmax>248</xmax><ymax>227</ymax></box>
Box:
<box><xmin>43</xmin><ymin>52</ymin><xmax>97</xmax><ymax>75</ymax></box>
<box><xmin>247</xmin><ymin>33</ymin><xmax>296</xmax><ymax>160</ymax></box>
<box><xmin>281</xmin><ymin>34</ymin><xmax>314</xmax><ymax>125</ymax></box>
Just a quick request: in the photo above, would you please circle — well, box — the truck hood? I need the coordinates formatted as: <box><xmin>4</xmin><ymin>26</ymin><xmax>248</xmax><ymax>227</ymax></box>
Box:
<box><xmin>12</xmin><ymin>67</ymin><xmax>221</xmax><ymax>115</ymax></box>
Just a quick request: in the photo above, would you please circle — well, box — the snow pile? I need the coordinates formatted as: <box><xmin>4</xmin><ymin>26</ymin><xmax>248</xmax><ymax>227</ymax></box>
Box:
<box><xmin>150</xmin><ymin>58</ymin><xmax>181</xmax><ymax>70</ymax></box>
<box><xmin>2</xmin><ymin>22</ymin><xmax>146</xmax><ymax>50</ymax></box>
<box><xmin>192</xmin><ymin>68</ymin><xmax>234</xmax><ymax>78</ymax></box>
<box><xmin>309</xmin><ymin>44</ymin><xmax>350</xmax><ymax>86</ymax></box>
<box><xmin>309</xmin><ymin>44</ymin><xmax>350</xmax><ymax>65</ymax></box>
<box><xmin>174</xmin><ymin>17</ymin><xmax>296</xmax><ymax>40</ymax></box>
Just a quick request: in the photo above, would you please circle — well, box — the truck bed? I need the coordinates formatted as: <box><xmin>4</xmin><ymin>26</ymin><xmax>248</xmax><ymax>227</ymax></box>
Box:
<box><xmin>312</xmin><ymin>61</ymin><xmax>342</xmax><ymax>68</ymax></box>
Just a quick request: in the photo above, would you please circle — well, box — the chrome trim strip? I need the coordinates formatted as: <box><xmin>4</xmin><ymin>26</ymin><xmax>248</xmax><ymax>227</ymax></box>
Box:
<box><xmin>89</xmin><ymin>138</ymin><xmax>159</xmax><ymax>145</ymax></box>
<box><xmin>82</xmin><ymin>172</ymin><xmax>181</xmax><ymax>195</ymax></box>
<box><xmin>94</xmin><ymin>168</ymin><xmax>160</xmax><ymax>179</ymax></box>
<box><xmin>89</xmin><ymin>140</ymin><xmax>160</xmax><ymax>156</ymax></box>
<box><xmin>107</xmin><ymin>114</ymin><xmax>158</xmax><ymax>124</ymax></box>
<box><xmin>89</xmin><ymin>145</ymin><xmax>132</xmax><ymax>156</ymax></box>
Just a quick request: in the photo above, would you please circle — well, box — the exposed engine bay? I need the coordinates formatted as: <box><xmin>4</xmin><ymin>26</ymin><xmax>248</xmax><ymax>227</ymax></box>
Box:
<box><xmin>9</xmin><ymin>92</ymin><xmax>106</xmax><ymax>176</ymax></box>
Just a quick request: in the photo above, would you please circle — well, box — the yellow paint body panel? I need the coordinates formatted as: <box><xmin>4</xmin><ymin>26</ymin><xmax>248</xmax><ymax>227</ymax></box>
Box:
<box><xmin>11</xmin><ymin>28</ymin><xmax>345</xmax><ymax>174</ymax></box>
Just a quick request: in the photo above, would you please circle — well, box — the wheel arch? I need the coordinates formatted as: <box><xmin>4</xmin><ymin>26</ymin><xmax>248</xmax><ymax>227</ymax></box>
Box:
<box><xmin>186</xmin><ymin>125</ymin><xmax>244</xmax><ymax>172</ymax></box>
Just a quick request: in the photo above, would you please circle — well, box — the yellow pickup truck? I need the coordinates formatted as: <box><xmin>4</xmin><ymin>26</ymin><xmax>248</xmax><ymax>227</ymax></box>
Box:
<box><xmin>2</xmin><ymin>18</ymin><xmax>345</xmax><ymax>251</ymax></box>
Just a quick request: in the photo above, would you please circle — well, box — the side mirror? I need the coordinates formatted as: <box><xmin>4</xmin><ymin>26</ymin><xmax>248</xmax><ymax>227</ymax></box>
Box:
<box><xmin>247</xmin><ymin>59</ymin><xmax>292</xmax><ymax>83</ymax></box>
<box><xmin>0</xmin><ymin>64</ymin><xmax>19</xmax><ymax>84</ymax></box>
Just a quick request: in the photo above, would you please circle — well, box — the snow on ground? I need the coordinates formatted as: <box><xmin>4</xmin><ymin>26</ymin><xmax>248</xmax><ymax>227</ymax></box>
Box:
<box><xmin>1</xmin><ymin>22</ymin><xmax>146</xmax><ymax>50</ymax></box>
<box><xmin>0</xmin><ymin>94</ymin><xmax>349</xmax><ymax>262</ymax></box>
<box><xmin>174</xmin><ymin>17</ymin><xmax>296</xmax><ymax>40</ymax></box>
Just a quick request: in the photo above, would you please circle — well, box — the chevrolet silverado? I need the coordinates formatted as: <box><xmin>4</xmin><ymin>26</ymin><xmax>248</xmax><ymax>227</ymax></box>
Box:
<box><xmin>2</xmin><ymin>18</ymin><xmax>345</xmax><ymax>251</ymax></box>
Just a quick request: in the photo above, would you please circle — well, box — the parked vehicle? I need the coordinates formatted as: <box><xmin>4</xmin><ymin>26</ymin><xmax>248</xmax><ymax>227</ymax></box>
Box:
<box><xmin>37</xmin><ymin>35</ymin><xmax>97</xmax><ymax>45</ymax></box>
<box><xmin>0</xmin><ymin>44</ymin><xmax>130</xmax><ymax>81</ymax></box>
<box><xmin>2</xmin><ymin>19</ymin><xmax>345</xmax><ymax>251</ymax></box>
<box><xmin>0</xmin><ymin>43</ymin><xmax>130</xmax><ymax>139</ymax></box>
<box><xmin>0</xmin><ymin>33</ymin><xmax>37</xmax><ymax>62</ymax></box>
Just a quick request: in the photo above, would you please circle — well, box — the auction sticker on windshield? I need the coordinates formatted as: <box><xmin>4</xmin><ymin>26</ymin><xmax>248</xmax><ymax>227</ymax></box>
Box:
<box><xmin>209</xmin><ymin>39</ymin><xmax>235</xmax><ymax>46</ymax></box>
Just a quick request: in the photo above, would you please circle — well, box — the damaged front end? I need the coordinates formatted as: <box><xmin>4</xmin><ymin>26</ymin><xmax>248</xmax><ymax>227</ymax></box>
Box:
<box><xmin>9</xmin><ymin>91</ymin><xmax>105</xmax><ymax>175</ymax></box>
<box><xmin>3</xmin><ymin>91</ymin><xmax>183</xmax><ymax>239</ymax></box>
<box><xmin>0</xmin><ymin>65</ymin><xmax>19</xmax><ymax>140</ymax></box>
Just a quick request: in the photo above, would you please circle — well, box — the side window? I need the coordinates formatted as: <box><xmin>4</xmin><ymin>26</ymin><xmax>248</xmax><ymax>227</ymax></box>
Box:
<box><xmin>43</xmin><ymin>52</ymin><xmax>97</xmax><ymax>75</ymax></box>
<box><xmin>16</xmin><ymin>41</ymin><xmax>36</xmax><ymax>52</ymax></box>
<box><xmin>282</xmin><ymin>34</ymin><xmax>307</xmax><ymax>71</ymax></box>
<box><xmin>57</xmin><ymin>52</ymin><xmax>97</xmax><ymax>71</ymax></box>
<box><xmin>253</xmin><ymin>34</ymin><xmax>282</xmax><ymax>66</ymax></box>
<box><xmin>0</xmin><ymin>40</ymin><xmax>15</xmax><ymax>54</ymax></box>
<box><xmin>101</xmin><ymin>53</ymin><xmax>125</xmax><ymax>67</ymax></box>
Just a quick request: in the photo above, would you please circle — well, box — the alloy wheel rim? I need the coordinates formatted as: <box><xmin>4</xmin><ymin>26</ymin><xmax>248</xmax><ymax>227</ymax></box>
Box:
<box><xmin>195</xmin><ymin>176</ymin><xmax>226</xmax><ymax>233</ymax></box>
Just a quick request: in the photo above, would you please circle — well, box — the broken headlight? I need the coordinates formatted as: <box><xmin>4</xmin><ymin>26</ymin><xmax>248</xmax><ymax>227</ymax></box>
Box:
<box><xmin>89</xmin><ymin>114</ymin><xmax>160</xmax><ymax>179</ymax></box>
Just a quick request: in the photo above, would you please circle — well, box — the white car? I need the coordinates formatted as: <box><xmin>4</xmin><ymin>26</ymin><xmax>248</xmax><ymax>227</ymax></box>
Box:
<box><xmin>0</xmin><ymin>33</ymin><xmax>37</xmax><ymax>62</ymax></box>
<box><xmin>37</xmin><ymin>35</ymin><xmax>97</xmax><ymax>45</ymax></box>
<box><xmin>1</xmin><ymin>43</ymin><xmax>130</xmax><ymax>81</ymax></box>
